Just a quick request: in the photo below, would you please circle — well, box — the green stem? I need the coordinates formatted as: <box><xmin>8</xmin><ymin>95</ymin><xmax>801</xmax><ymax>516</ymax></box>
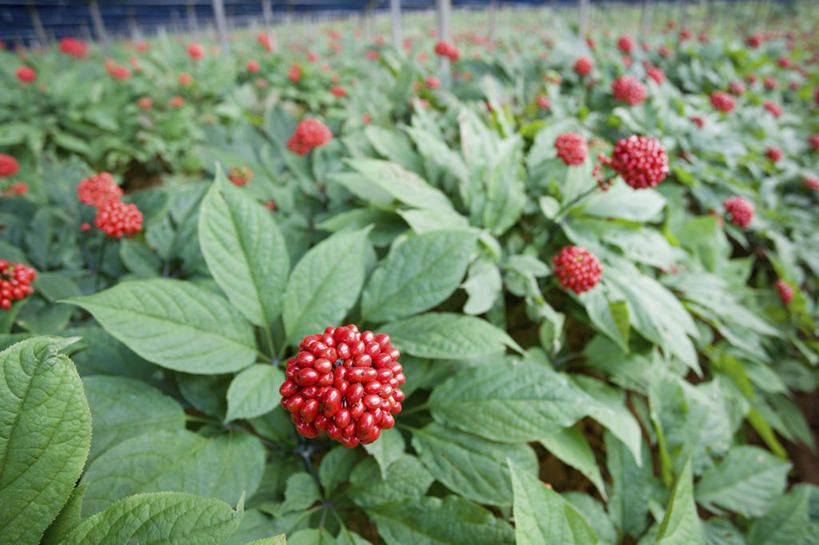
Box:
<box><xmin>93</xmin><ymin>237</ymin><xmax>108</xmax><ymax>291</ymax></box>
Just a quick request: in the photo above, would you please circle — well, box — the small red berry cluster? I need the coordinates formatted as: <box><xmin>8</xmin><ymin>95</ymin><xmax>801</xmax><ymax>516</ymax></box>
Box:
<box><xmin>804</xmin><ymin>176</ymin><xmax>819</xmax><ymax>191</ymax></box>
<box><xmin>59</xmin><ymin>37</ymin><xmax>88</xmax><ymax>58</ymax></box>
<box><xmin>16</xmin><ymin>66</ymin><xmax>36</xmax><ymax>83</ymax></box>
<box><xmin>710</xmin><ymin>91</ymin><xmax>736</xmax><ymax>113</ymax></box>
<box><xmin>611</xmin><ymin>76</ymin><xmax>647</xmax><ymax>106</ymax></box>
<box><xmin>77</xmin><ymin>172</ymin><xmax>123</xmax><ymax>207</ymax></box>
<box><xmin>763</xmin><ymin>100</ymin><xmax>783</xmax><ymax>118</ymax></box>
<box><xmin>645</xmin><ymin>65</ymin><xmax>665</xmax><ymax>85</ymax></box>
<box><xmin>729</xmin><ymin>81</ymin><xmax>746</xmax><ymax>96</ymax></box>
<box><xmin>617</xmin><ymin>35</ymin><xmax>634</xmax><ymax>54</ymax></box>
<box><xmin>553</xmin><ymin>246</ymin><xmax>602</xmax><ymax>294</ymax></box>
<box><xmin>574</xmin><ymin>57</ymin><xmax>593</xmax><ymax>77</ymax></box>
<box><xmin>0</xmin><ymin>260</ymin><xmax>35</xmax><ymax>310</ymax></box>
<box><xmin>279</xmin><ymin>325</ymin><xmax>406</xmax><ymax>447</ymax></box>
<box><xmin>286</xmin><ymin>118</ymin><xmax>333</xmax><ymax>156</ymax></box>
<box><xmin>555</xmin><ymin>132</ymin><xmax>588</xmax><ymax>166</ymax></box>
<box><xmin>434</xmin><ymin>40</ymin><xmax>460</xmax><ymax>61</ymax></box>
<box><xmin>602</xmin><ymin>135</ymin><xmax>669</xmax><ymax>189</ymax></box>
<box><xmin>810</xmin><ymin>134</ymin><xmax>819</xmax><ymax>151</ymax></box>
<box><xmin>774</xmin><ymin>279</ymin><xmax>794</xmax><ymax>305</ymax></box>
<box><xmin>228</xmin><ymin>166</ymin><xmax>254</xmax><ymax>186</ymax></box>
<box><xmin>0</xmin><ymin>154</ymin><xmax>19</xmax><ymax>178</ymax></box>
<box><xmin>765</xmin><ymin>147</ymin><xmax>783</xmax><ymax>162</ymax></box>
<box><xmin>723</xmin><ymin>196</ymin><xmax>754</xmax><ymax>228</ymax></box>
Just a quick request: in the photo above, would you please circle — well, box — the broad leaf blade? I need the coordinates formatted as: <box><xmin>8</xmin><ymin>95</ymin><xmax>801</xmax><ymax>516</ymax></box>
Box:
<box><xmin>226</xmin><ymin>364</ymin><xmax>286</xmax><ymax>422</ymax></box>
<box><xmin>654</xmin><ymin>459</ymin><xmax>706</xmax><ymax>545</ymax></box>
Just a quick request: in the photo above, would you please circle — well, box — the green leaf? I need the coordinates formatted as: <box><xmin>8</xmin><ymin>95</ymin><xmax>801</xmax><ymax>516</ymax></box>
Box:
<box><xmin>579</xmin><ymin>288</ymin><xmax>630</xmax><ymax>352</ymax></box>
<box><xmin>199</xmin><ymin>168</ymin><xmax>289</xmax><ymax>327</ymax></box>
<box><xmin>748</xmin><ymin>485</ymin><xmax>812</xmax><ymax>545</ymax></box>
<box><xmin>244</xmin><ymin>535</ymin><xmax>287</xmax><ymax>545</ymax></box>
<box><xmin>42</xmin><ymin>484</ymin><xmax>88</xmax><ymax>545</ymax></box>
<box><xmin>343</xmin><ymin>158</ymin><xmax>454</xmax><ymax>212</ymax></box>
<box><xmin>540</xmin><ymin>427</ymin><xmax>606</xmax><ymax>500</ymax></box>
<box><xmin>319</xmin><ymin>446</ymin><xmax>358</xmax><ymax>495</ymax></box>
<box><xmin>61</xmin><ymin>492</ymin><xmax>242</xmax><ymax>545</ymax></box>
<box><xmin>348</xmin><ymin>455</ymin><xmax>433</xmax><ymax>509</ymax></box>
<box><xmin>66</xmin><ymin>279</ymin><xmax>257</xmax><ymax>374</ymax></box>
<box><xmin>398</xmin><ymin>208</ymin><xmax>471</xmax><ymax>234</ymax></box>
<box><xmin>81</xmin><ymin>429</ymin><xmax>265</xmax><ymax>517</ymax></box>
<box><xmin>120</xmin><ymin>239</ymin><xmax>162</xmax><ymax>277</ymax></box>
<box><xmin>283</xmin><ymin>228</ymin><xmax>370</xmax><ymax>344</ymax></box>
<box><xmin>368</xmin><ymin>496</ymin><xmax>514</xmax><ymax>545</ymax></box>
<box><xmin>380</xmin><ymin>312</ymin><xmax>522</xmax><ymax>359</ymax></box>
<box><xmin>363</xmin><ymin>427</ymin><xmax>405</xmax><ymax>480</ymax></box>
<box><xmin>582</xmin><ymin>183</ymin><xmax>666</xmax><ymax>222</ymax></box>
<box><xmin>412</xmin><ymin>423</ymin><xmax>538</xmax><ymax>506</ymax></box>
<box><xmin>226</xmin><ymin>364</ymin><xmax>286</xmax><ymax>422</ymax></box>
<box><xmin>0</xmin><ymin>337</ymin><xmax>91</xmax><ymax>545</ymax></box>
<box><xmin>462</xmin><ymin>257</ymin><xmax>503</xmax><ymax>315</ymax></box>
<box><xmin>654</xmin><ymin>459</ymin><xmax>706</xmax><ymax>545</ymax></box>
<box><xmin>694</xmin><ymin>446</ymin><xmax>791</xmax><ymax>517</ymax></box>
<box><xmin>280</xmin><ymin>472</ymin><xmax>320</xmax><ymax>513</ymax></box>
<box><xmin>83</xmin><ymin>375</ymin><xmax>185</xmax><ymax>462</ymax></box>
<box><xmin>429</xmin><ymin>360</ymin><xmax>593</xmax><ymax>442</ymax></box>
<box><xmin>606</xmin><ymin>431</ymin><xmax>652</xmax><ymax>537</ymax></box>
<box><xmin>362</xmin><ymin>231</ymin><xmax>477</xmax><ymax>323</ymax></box>
<box><xmin>509</xmin><ymin>460</ymin><xmax>598</xmax><ymax>545</ymax></box>
<box><xmin>702</xmin><ymin>519</ymin><xmax>746</xmax><ymax>545</ymax></box>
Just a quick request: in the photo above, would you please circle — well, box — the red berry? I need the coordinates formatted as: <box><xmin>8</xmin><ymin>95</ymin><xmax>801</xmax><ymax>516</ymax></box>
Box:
<box><xmin>16</xmin><ymin>66</ymin><xmax>36</xmax><ymax>83</ymax></box>
<box><xmin>710</xmin><ymin>91</ymin><xmax>736</xmax><ymax>113</ymax></box>
<box><xmin>552</xmin><ymin>246</ymin><xmax>602</xmax><ymax>294</ymax></box>
<box><xmin>94</xmin><ymin>200</ymin><xmax>143</xmax><ymax>238</ymax></box>
<box><xmin>775</xmin><ymin>279</ymin><xmax>794</xmax><ymax>305</ymax></box>
<box><xmin>574</xmin><ymin>57</ymin><xmax>593</xmax><ymax>76</ymax></box>
<box><xmin>555</xmin><ymin>132</ymin><xmax>588</xmax><ymax>166</ymax></box>
<box><xmin>286</xmin><ymin>118</ymin><xmax>332</xmax><ymax>155</ymax></box>
<box><xmin>611</xmin><ymin>75</ymin><xmax>647</xmax><ymax>105</ymax></box>
<box><xmin>617</xmin><ymin>35</ymin><xmax>634</xmax><ymax>54</ymax></box>
<box><xmin>77</xmin><ymin>172</ymin><xmax>123</xmax><ymax>207</ymax></box>
<box><xmin>723</xmin><ymin>196</ymin><xmax>754</xmax><ymax>228</ymax></box>
<box><xmin>0</xmin><ymin>154</ymin><xmax>20</xmax><ymax>178</ymax></box>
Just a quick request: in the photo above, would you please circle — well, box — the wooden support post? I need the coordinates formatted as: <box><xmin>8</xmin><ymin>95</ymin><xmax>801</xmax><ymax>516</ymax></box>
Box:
<box><xmin>639</xmin><ymin>0</ymin><xmax>652</xmax><ymax>40</ymax></box>
<box><xmin>578</xmin><ymin>0</ymin><xmax>589</xmax><ymax>38</ymax></box>
<box><xmin>89</xmin><ymin>0</ymin><xmax>109</xmax><ymax>53</ymax></box>
<box><xmin>390</xmin><ymin>0</ymin><xmax>401</xmax><ymax>46</ymax></box>
<box><xmin>27</xmin><ymin>1</ymin><xmax>48</xmax><ymax>47</ymax></box>
<box><xmin>262</xmin><ymin>0</ymin><xmax>276</xmax><ymax>47</ymax></box>
<box><xmin>212</xmin><ymin>0</ymin><xmax>230</xmax><ymax>52</ymax></box>
<box><xmin>436</xmin><ymin>0</ymin><xmax>451</xmax><ymax>77</ymax></box>
<box><xmin>187</xmin><ymin>2</ymin><xmax>199</xmax><ymax>33</ymax></box>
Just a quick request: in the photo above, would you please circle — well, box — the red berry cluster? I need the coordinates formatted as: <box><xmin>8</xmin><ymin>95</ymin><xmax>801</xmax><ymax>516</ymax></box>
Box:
<box><xmin>246</xmin><ymin>60</ymin><xmax>260</xmax><ymax>73</ymax></box>
<box><xmin>555</xmin><ymin>132</ymin><xmax>588</xmax><ymax>166</ymax></box>
<box><xmin>434</xmin><ymin>40</ymin><xmax>460</xmax><ymax>61</ymax></box>
<box><xmin>77</xmin><ymin>172</ymin><xmax>123</xmax><ymax>207</ymax></box>
<box><xmin>287</xmin><ymin>118</ymin><xmax>333</xmax><ymax>155</ymax></box>
<box><xmin>187</xmin><ymin>42</ymin><xmax>204</xmax><ymax>59</ymax></box>
<box><xmin>279</xmin><ymin>325</ymin><xmax>406</xmax><ymax>447</ymax></box>
<box><xmin>690</xmin><ymin>116</ymin><xmax>705</xmax><ymax>129</ymax></box>
<box><xmin>425</xmin><ymin>76</ymin><xmax>441</xmax><ymax>89</ymax></box>
<box><xmin>774</xmin><ymin>279</ymin><xmax>794</xmax><ymax>305</ymax></box>
<box><xmin>611</xmin><ymin>76</ymin><xmax>647</xmax><ymax>106</ymax></box>
<box><xmin>766</xmin><ymin>147</ymin><xmax>783</xmax><ymax>162</ymax></box>
<box><xmin>729</xmin><ymin>81</ymin><xmax>746</xmax><ymax>96</ymax></box>
<box><xmin>553</xmin><ymin>246</ymin><xmax>602</xmax><ymax>294</ymax></box>
<box><xmin>0</xmin><ymin>154</ymin><xmax>19</xmax><ymax>178</ymax></box>
<box><xmin>574</xmin><ymin>57</ymin><xmax>593</xmax><ymax>77</ymax></box>
<box><xmin>0</xmin><ymin>260</ymin><xmax>35</xmax><ymax>310</ymax></box>
<box><xmin>16</xmin><ymin>66</ymin><xmax>36</xmax><ymax>83</ymax></box>
<box><xmin>536</xmin><ymin>95</ymin><xmax>550</xmax><ymax>110</ymax></box>
<box><xmin>59</xmin><ymin>37</ymin><xmax>88</xmax><ymax>58</ymax></box>
<box><xmin>288</xmin><ymin>65</ymin><xmax>302</xmax><ymax>82</ymax></box>
<box><xmin>710</xmin><ymin>91</ymin><xmax>736</xmax><ymax>113</ymax></box>
<box><xmin>228</xmin><ymin>166</ymin><xmax>253</xmax><ymax>186</ymax></box>
<box><xmin>93</xmin><ymin>200</ymin><xmax>143</xmax><ymax>238</ymax></box>
<box><xmin>810</xmin><ymin>134</ymin><xmax>819</xmax><ymax>151</ymax></box>
<box><xmin>2</xmin><ymin>183</ymin><xmax>27</xmax><ymax>197</ymax></box>
<box><xmin>804</xmin><ymin>176</ymin><xmax>819</xmax><ymax>191</ymax></box>
<box><xmin>763</xmin><ymin>100</ymin><xmax>784</xmax><ymax>118</ymax></box>
<box><xmin>645</xmin><ymin>64</ymin><xmax>665</xmax><ymax>85</ymax></box>
<box><xmin>617</xmin><ymin>35</ymin><xmax>634</xmax><ymax>54</ymax></box>
<box><xmin>606</xmin><ymin>135</ymin><xmax>669</xmax><ymax>189</ymax></box>
<box><xmin>330</xmin><ymin>86</ymin><xmax>347</xmax><ymax>97</ymax></box>
<box><xmin>723</xmin><ymin>196</ymin><xmax>754</xmax><ymax>228</ymax></box>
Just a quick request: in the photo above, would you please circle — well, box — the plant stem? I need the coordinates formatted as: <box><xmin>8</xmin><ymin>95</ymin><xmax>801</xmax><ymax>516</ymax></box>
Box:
<box><xmin>93</xmin><ymin>237</ymin><xmax>108</xmax><ymax>291</ymax></box>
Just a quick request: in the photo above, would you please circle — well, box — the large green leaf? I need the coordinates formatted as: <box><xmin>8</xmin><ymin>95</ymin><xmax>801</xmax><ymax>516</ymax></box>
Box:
<box><xmin>655</xmin><ymin>459</ymin><xmax>706</xmax><ymax>545</ymax></box>
<box><xmin>0</xmin><ymin>337</ymin><xmax>91</xmax><ymax>545</ymax></box>
<box><xmin>362</xmin><ymin>230</ymin><xmax>477</xmax><ymax>323</ymax></box>
<box><xmin>283</xmin><ymin>228</ymin><xmax>370</xmax><ymax>344</ymax></box>
<box><xmin>606</xmin><ymin>431</ymin><xmax>652</xmax><ymax>537</ymax></box>
<box><xmin>362</xmin><ymin>427</ymin><xmax>406</xmax><ymax>480</ymax></box>
<box><xmin>540</xmin><ymin>427</ymin><xmax>606</xmax><ymax>500</ymax></box>
<box><xmin>509</xmin><ymin>460</ymin><xmax>598</xmax><ymax>545</ymax></box>
<box><xmin>429</xmin><ymin>359</ymin><xmax>593</xmax><ymax>442</ymax></box>
<box><xmin>368</xmin><ymin>496</ymin><xmax>514</xmax><ymax>545</ymax></box>
<box><xmin>747</xmin><ymin>485</ymin><xmax>812</xmax><ymax>545</ymax></box>
<box><xmin>199</xmin><ymin>166</ymin><xmax>290</xmax><ymax>328</ymax></box>
<box><xmin>226</xmin><ymin>364</ymin><xmax>286</xmax><ymax>422</ymax></box>
<box><xmin>81</xmin><ymin>429</ymin><xmax>265</xmax><ymax>517</ymax></box>
<box><xmin>66</xmin><ymin>279</ymin><xmax>257</xmax><ymax>374</ymax></box>
<box><xmin>61</xmin><ymin>492</ymin><xmax>242</xmax><ymax>545</ymax></box>
<box><xmin>412</xmin><ymin>423</ymin><xmax>538</xmax><ymax>506</ymax></box>
<box><xmin>348</xmin><ymin>455</ymin><xmax>433</xmax><ymax>509</ymax></box>
<box><xmin>380</xmin><ymin>313</ymin><xmax>521</xmax><ymax>359</ymax></box>
<box><xmin>695</xmin><ymin>446</ymin><xmax>791</xmax><ymax>517</ymax></box>
<box><xmin>83</xmin><ymin>375</ymin><xmax>185</xmax><ymax>462</ymax></box>
<box><xmin>582</xmin><ymin>183</ymin><xmax>666</xmax><ymax>222</ymax></box>
<box><xmin>343</xmin><ymin>158</ymin><xmax>454</xmax><ymax>212</ymax></box>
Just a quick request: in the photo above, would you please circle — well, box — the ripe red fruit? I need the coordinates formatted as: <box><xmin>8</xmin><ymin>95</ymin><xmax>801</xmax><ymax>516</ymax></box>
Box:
<box><xmin>0</xmin><ymin>260</ymin><xmax>36</xmax><ymax>310</ymax></box>
<box><xmin>764</xmin><ymin>76</ymin><xmax>778</xmax><ymax>90</ymax></box>
<box><xmin>77</xmin><ymin>172</ymin><xmax>123</xmax><ymax>207</ymax></box>
<box><xmin>2</xmin><ymin>182</ymin><xmax>27</xmax><ymax>197</ymax></box>
<box><xmin>434</xmin><ymin>40</ymin><xmax>460</xmax><ymax>61</ymax></box>
<box><xmin>0</xmin><ymin>154</ymin><xmax>19</xmax><ymax>178</ymax></box>
<box><xmin>646</xmin><ymin>65</ymin><xmax>665</xmax><ymax>85</ymax></box>
<box><xmin>94</xmin><ymin>200</ymin><xmax>144</xmax><ymax>238</ymax></box>
<box><xmin>16</xmin><ymin>66</ymin><xmax>36</xmax><ymax>83</ymax></box>
<box><xmin>330</xmin><ymin>85</ymin><xmax>347</xmax><ymax>97</ymax></box>
<box><xmin>763</xmin><ymin>100</ymin><xmax>783</xmax><ymax>118</ymax></box>
<box><xmin>766</xmin><ymin>147</ymin><xmax>783</xmax><ymax>162</ymax></box>
<box><xmin>710</xmin><ymin>91</ymin><xmax>735</xmax><ymax>113</ymax></box>
<box><xmin>535</xmin><ymin>94</ymin><xmax>550</xmax><ymax>110</ymax></box>
<box><xmin>729</xmin><ymin>81</ymin><xmax>746</xmax><ymax>96</ymax></box>
<box><xmin>617</xmin><ymin>35</ymin><xmax>634</xmax><ymax>54</ymax></box>
<box><xmin>723</xmin><ymin>196</ymin><xmax>754</xmax><ymax>228</ymax></box>
<box><xmin>137</xmin><ymin>97</ymin><xmax>153</xmax><ymax>111</ymax></box>
<box><xmin>246</xmin><ymin>60</ymin><xmax>260</xmax><ymax>73</ymax></box>
<box><xmin>574</xmin><ymin>57</ymin><xmax>593</xmax><ymax>77</ymax></box>
<box><xmin>256</xmin><ymin>33</ymin><xmax>273</xmax><ymax>52</ymax></box>
<box><xmin>425</xmin><ymin>76</ymin><xmax>441</xmax><ymax>89</ymax></box>
<box><xmin>774</xmin><ymin>279</ymin><xmax>794</xmax><ymax>305</ymax></box>
<box><xmin>658</xmin><ymin>45</ymin><xmax>672</xmax><ymax>58</ymax></box>
<box><xmin>552</xmin><ymin>246</ymin><xmax>602</xmax><ymax>294</ymax></box>
<box><xmin>287</xmin><ymin>64</ymin><xmax>302</xmax><ymax>82</ymax></box>
<box><xmin>228</xmin><ymin>167</ymin><xmax>253</xmax><ymax>186</ymax></box>
<box><xmin>280</xmin><ymin>325</ymin><xmax>405</xmax><ymax>446</ymax></box>
<box><xmin>611</xmin><ymin>75</ymin><xmax>647</xmax><ymax>106</ymax></box>
<box><xmin>169</xmin><ymin>95</ymin><xmax>185</xmax><ymax>108</ymax></box>
<box><xmin>608</xmin><ymin>135</ymin><xmax>669</xmax><ymax>189</ymax></box>
<box><xmin>179</xmin><ymin>73</ymin><xmax>193</xmax><ymax>86</ymax></box>
<box><xmin>555</xmin><ymin>132</ymin><xmax>588</xmax><ymax>166</ymax></box>
<box><xmin>690</xmin><ymin>116</ymin><xmax>705</xmax><ymax>129</ymax></box>
<box><xmin>187</xmin><ymin>42</ymin><xmax>204</xmax><ymax>59</ymax></box>
<box><xmin>811</xmin><ymin>134</ymin><xmax>819</xmax><ymax>151</ymax></box>
<box><xmin>803</xmin><ymin>176</ymin><xmax>819</xmax><ymax>191</ymax></box>
<box><xmin>286</xmin><ymin>118</ymin><xmax>332</xmax><ymax>155</ymax></box>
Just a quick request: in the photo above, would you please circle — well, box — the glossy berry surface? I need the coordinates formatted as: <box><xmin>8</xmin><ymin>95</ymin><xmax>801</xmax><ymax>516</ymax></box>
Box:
<box><xmin>608</xmin><ymin>135</ymin><xmax>669</xmax><ymax>189</ymax></box>
<box><xmin>611</xmin><ymin>76</ymin><xmax>647</xmax><ymax>106</ymax></box>
<box><xmin>552</xmin><ymin>246</ymin><xmax>602</xmax><ymax>294</ymax></box>
<box><xmin>94</xmin><ymin>200</ymin><xmax>144</xmax><ymax>238</ymax></box>
<box><xmin>723</xmin><ymin>196</ymin><xmax>754</xmax><ymax>228</ymax></box>
<box><xmin>279</xmin><ymin>324</ymin><xmax>405</xmax><ymax>447</ymax></box>
<box><xmin>0</xmin><ymin>260</ymin><xmax>35</xmax><ymax>310</ymax></box>
<box><xmin>77</xmin><ymin>172</ymin><xmax>123</xmax><ymax>207</ymax></box>
<box><xmin>554</xmin><ymin>132</ymin><xmax>588</xmax><ymax>166</ymax></box>
<box><xmin>286</xmin><ymin>118</ymin><xmax>333</xmax><ymax>155</ymax></box>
